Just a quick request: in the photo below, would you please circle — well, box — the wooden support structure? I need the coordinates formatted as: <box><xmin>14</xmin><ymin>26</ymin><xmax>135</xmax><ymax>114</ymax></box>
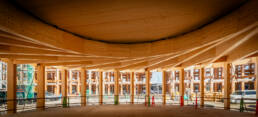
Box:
<box><xmin>114</xmin><ymin>70</ymin><xmax>119</xmax><ymax>104</ymax></box>
<box><xmin>255</xmin><ymin>57</ymin><xmax>258</xmax><ymax>115</ymax></box>
<box><xmin>145</xmin><ymin>70</ymin><xmax>150</xmax><ymax>106</ymax></box>
<box><xmin>80</xmin><ymin>68</ymin><xmax>86</xmax><ymax>106</ymax></box>
<box><xmin>61</xmin><ymin>68</ymin><xmax>68</xmax><ymax>106</ymax></box>
<box><xmin>99</xmin><ymin>71</ymin><xmax>103</xmax><ymax>105</ymax></box>
<box><xmin>130</xmin><ymin>72</ymin><xmax>135</xmax><ymax>104</ymax></box>
<box><xmin>7</xmin><ymin>59</ymin><xmax>17</xmax><ymax>113</ymax></box>
<box><xmin>200</xmin><ymin>67</ymin><xmax>205</xmax><ymax>107</ymax></box>
<box><xmin>162</xmin><ymin>70</ymin><xmax>166</xmax><ymax>105</ymax></box>
<box><xmin>36</xmin><ymin>64</ymin><xmax>45</xmax><ymax>110</ymax></box>
<box><xmin>223</xmin><ymin>62</ymin><xmax>231</xmax><ymax>110</ymax></box>
<box><xmin>179</xmin><ymin>68</ymin><xmax>184</xmax><ymax>106</ymax></box>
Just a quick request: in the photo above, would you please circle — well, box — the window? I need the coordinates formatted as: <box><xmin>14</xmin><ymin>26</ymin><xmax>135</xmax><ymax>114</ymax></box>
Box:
<box><xmin>205</xmin><ymin>68</ymin><xmax>211</xmax><ymax>77</ymax></box>
<box><xmin>214</xmin><ymin>83</ymin><xmax>222</xmax><ymax>92</ymax></box>
<box><xmin>184</xmin><ymin>70</ymin><xmax>191</xmax><ymax>80</ymax></box>
<box><xmin>35</xmin><ymin>72</ymin><xmax>37</xmax><ymax>80</ymax></box>
<box><xmin>59</xmin><ymin>72</ymin><xmax>62</xmax><ymax>80</ymax></box>
<box><xmin>59</xmin><ymin>85</ymin><xmax>61</xmax><ymax>94</ymax></box>
<box><xmin>193</xmin><ymin>69</ymin><xmax>200</xmax><ymax>80</ymax></box>
<box><xmin>175</xmin><ymin>84</ymin><xmax>179</xmax><ymax>92</ymax></box>
<box><xmin>235</xmin><ymin>82</ymin><xmax>242</xmax><ymax>91</ymax></box>
<box><xmin>193</xmin><ymin>83</ymin><xmax>199</xmax><ymax>92</ymax></box>
<box><xmin>214</xmin><ymin>67</ymin><xmax>223</xmax><ymax>79</ymax></box>
<box><xmin>105</xmin><ymin>84</ymin><xmax>108</xmax><ymax>95</ymax></box>
<box><xmin>47</xmin><ymin>71</ymin><xmax>55</xmax><ymax>80</ymax></box>
<box><xmin>175</xmin><ymin>71</ymin><xmax>179</xmax><ymax>81</ymax></box>
<box><xmin>244</xmin><ymin>63</ymin><xmax>255</xmax><ymax>76</ymax></box>
<box><xmin>72</xmin><ymin>85</ymin><xmax>77</xmax><ymax>94</ymax></box>
<box><xmin>72</xmin><ymin>71</ymin><xmax>79</xmax><ymax>80</ymax></box>
<box><xmin>47</xmin><ymin>85</ymin><xmax>55</xmax><ymax>94</ymax></box>
<box><xmin>206</xmin><ymin>83</ymin><xmax>210</xmax><ymax>91</ymax></box>
<box><xmin>235</xmin><ymin>65</ymin><xmax>242</xmax><ymax>79</ymax></box>
<box><xmin>244</xmin><ymin>82</ymin><xmax>254</xmax><ymax>90</ymax></box>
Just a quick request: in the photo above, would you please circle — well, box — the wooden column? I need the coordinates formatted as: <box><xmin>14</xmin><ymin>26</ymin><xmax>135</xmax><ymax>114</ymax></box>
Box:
<box><xmin>241</xmin><ymin>82</ymin><xmax>245</xmax><ymax>91</ymax></box>
<box><xmin>99</xmin><ymin>71</ymin><xmax>103</xmax><ymax>105</ymax></box>
<box><xmin>120</xmin><ymin>84</ymin><xmax>123</xmax><ymax>95</ymax></box>
<box><xmin>61</xmin><ymin>68</ymin><xmax>68</xmax><ymax>107</ymax></box>
<box><xmin>200</xmin><ymin>67</ymin><xmax>205</xmax><ymax>107</ymax></box>
<box><xmin>162</xmin><ymin>70</ymin><xmax>166</xmax><ymax>105</ymax></box>
<box><xmin>36</xmin><ymin>64</ymin><xmax>45</xmax><ymax>110</ymax></box>
<box><xmin>145</xmin><ymin>70</ymin><xmax>150</xmax><ymax>106</ymax></box>
<box><xmin>7</xmin><ymin>59</ymin><xmax>17</xmax><ymax>113</ymax></box>
<box><xmin>69</xmin><ymin>70</ymin><xmax>72</xmax><ymax>95</ymax></box>
<box><xmin>223</xmin><ymin>63</ymin><xmax>231</xmax><ymax>110</ymax></box>
<box><xmin>108</xmin><ymin>84</ymin><xmax>111</xmax><ymax>95</ymax></box>
<box><xmin>179</xmin><ymin>68</ymin><xmax>184</xmax><ymax>106</ymax></box>
<box><xmin>80</xmin><ymin>68</ymin><xmax>86</xmax><ymax>106</ymax></box>
<box><xmin>114</xmin><ymin>70</ymin><xmax>119</xmax><ymax>104</ymax></box>
<box><xmin>255</xmin><ymin>57</ymin><xmax>258</xmax><ymax>115</ymax></box>
<box><xmin>130</xmin><ymin>72</ymin><xmax>134</xmax><ymax>104</ymax></box>
<box><xmin>56</xmin><ymin>69</ymin><xmax>60</xmax><ymax>96</ymax></box>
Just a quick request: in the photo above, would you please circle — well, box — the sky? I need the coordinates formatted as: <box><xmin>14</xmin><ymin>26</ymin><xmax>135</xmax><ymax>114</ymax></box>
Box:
<box><xmin>151</xmin><ymin>72</ymin><xmax>162</xmax><ymax>84</ymax></box>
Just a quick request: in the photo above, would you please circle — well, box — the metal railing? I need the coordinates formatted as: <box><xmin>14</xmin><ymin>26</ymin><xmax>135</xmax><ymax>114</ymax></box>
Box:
<box><xmin>0</xmin><ymin>94</ymin><xmax>257</xmax><ymax>114</ymax></box>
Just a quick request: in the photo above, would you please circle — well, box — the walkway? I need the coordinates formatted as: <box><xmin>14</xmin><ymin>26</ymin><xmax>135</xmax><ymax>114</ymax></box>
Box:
<box><xmin>2</xmin><ymin>105</ymin><xmax>253</xmax><ymax>117</ymax></box>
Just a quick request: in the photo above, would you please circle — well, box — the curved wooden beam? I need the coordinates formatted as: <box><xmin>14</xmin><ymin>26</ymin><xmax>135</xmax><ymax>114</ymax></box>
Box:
<box><xmin>0</xmin><ymin>0</ymin><xmax>257</xmax><ymax>58</ymax></box>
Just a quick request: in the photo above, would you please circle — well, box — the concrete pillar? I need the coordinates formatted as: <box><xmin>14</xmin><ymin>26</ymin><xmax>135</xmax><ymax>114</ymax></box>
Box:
<box><xmin>114</xmin><ymin>70</ymin><xmax>119</xmax><ymax>104</ymax></box>
<box><xmin>162</xmin><ymin>70</ymin><xmax>166</xmax><ymax>105</ymax></box>
<box><xmin>145</xmin><ymin>70</ymin><xmax>150</xmax><ymax>105</ymax></box>
<box><xmin>61</xmin><ymin>68</ymin><xmax>68</xmax><ymax>106</ymax></box>
<box><xmin>200</xmin><ymin>67</ymin><xmax>205</xmax><ymax>107</ymax></box>
<box><xmin>130</xmin><ymin>72</ymin><xmax>134</xmax><ymax>104</ymax></box>
<box><xmin>80</xmin><ymin>68</ymin><xmax>86</xmax><ymax>106</ymax></box>
<box><xmin>36</xmin><ymin>64</ymin><xmax>45</xmax><ymax>110</ymax></box>
<box><xmin>179</xmin><ymin>68</ymin><xmax>184</xmax><ymax>106</ymax></box>
<box><xmin>223</xmin><ymin>63</ymin><xmax>231</xmax><ymax>110</ymax></box>
<box><xmin>99</xmin><ymin>71</ymin><xmax>103</xmax><ymax>105</ymax></box>
<box><xmin>7</xmin><ymin>59</ymin><xmax>17</xmax><ymax>113</ymax></box>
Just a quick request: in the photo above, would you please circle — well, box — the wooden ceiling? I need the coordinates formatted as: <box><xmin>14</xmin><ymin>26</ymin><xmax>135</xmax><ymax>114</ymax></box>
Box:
<box><xmin>0</xmin><ymin>0</ymin><xmax>257</xmax><ymax>71</ymax></box>
<box><xmin>14</xmin><ymin>0</ymin><xmax>246</xmax><ymax>43</ymax></box>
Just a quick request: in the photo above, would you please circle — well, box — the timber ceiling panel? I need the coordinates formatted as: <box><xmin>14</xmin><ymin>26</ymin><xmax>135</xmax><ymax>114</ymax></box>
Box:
<box><xmin>14</xmin><ymin>0</ymin><xmax>246</xmax><ymax>43</ymax></box>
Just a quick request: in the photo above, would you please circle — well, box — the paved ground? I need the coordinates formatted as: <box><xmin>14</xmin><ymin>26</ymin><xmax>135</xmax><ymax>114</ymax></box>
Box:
<box><xmin>2</xmin><ymin>105</ymin><xmax>254</xmax><ymax>117</ymax></box>
<box><xmin>0</xmin><ymin>97</ymin><xmax>255</xmax><ymax>113</ymax></box>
